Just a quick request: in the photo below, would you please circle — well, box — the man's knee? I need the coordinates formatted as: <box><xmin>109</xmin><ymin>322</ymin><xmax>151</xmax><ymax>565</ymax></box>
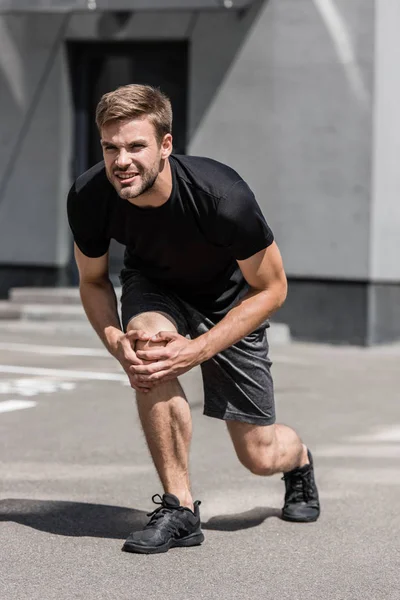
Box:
<box><xmin>239</xmin><ymin>448</ymin><xmax>277</xmax><ymax>476</ymax></box>
<box><xmin>127</xmin><ymin>311</ymin><xmax>178</xmax><ymax>352</ymax></box>
<box><xmin>227</xmin><ymin>422</ymin><xmax>278</xmax><ymax>476</ymax></box>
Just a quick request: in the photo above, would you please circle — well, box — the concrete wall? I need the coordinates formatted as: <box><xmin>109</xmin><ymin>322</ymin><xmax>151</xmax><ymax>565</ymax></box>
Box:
<box><xmin>189</xmin><ymin>0</ymin><xmax>375</xmax><ymax>281</ymax></box>
<box><xmin>370</xmin><ymin>0</ymin><xmax>400</xmax><ymax>282</ymax></box>
<box><xmin>0</xmin><ymin>14</ymin><xmax>72</xmax><ymax>267</ymax></box>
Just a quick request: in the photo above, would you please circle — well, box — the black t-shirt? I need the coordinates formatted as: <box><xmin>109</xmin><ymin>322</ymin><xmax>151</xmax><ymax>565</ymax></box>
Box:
<box><xmin>67</xmin><ymin>154</ymin><xmax>274</xmax><ymax>320</ymax></box>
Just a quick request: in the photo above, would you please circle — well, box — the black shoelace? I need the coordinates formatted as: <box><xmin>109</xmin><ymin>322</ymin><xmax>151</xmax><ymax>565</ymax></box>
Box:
<box><xmin>282</xmin><ymin>469</ymin><xmax>314</xmax><ymax>502</ymax></box>
<box><xmin>145</xmin><ymin>494</ymin><xmax>186</xmax><ymax>535</ymax></box>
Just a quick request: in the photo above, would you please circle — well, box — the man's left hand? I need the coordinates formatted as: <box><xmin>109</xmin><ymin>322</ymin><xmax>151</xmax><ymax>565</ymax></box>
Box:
<box><xmin>129</xmin><ymin>331</ymin><xmax>205</xmax><ymax>385</ymax></box>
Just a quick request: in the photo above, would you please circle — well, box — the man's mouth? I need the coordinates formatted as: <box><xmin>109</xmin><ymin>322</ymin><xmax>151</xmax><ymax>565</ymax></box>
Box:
<box><xmin>114</xmin><ymin>172</ymin><xmax>140</xmax><ymax>184</ymax></box>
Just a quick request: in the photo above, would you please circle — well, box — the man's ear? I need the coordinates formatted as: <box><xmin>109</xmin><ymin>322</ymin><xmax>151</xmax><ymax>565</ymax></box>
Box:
<box><xmin>160</xmin><ymin>134</ymin><xmax>173</xmax><ymax>159</ymax></box>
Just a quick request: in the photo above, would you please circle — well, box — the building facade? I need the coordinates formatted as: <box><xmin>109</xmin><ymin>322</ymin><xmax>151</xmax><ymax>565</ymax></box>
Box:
<box><xmin>0</xmin><ymin>0</ymin><xmax>399</xmax><ymax>345</ymax></box>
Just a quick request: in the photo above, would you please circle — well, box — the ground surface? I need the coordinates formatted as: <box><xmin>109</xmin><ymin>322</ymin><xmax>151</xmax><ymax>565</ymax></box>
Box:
<box><xmin>0</xmin><ymin>321</ymin><xmax>399</xmax><ymax>600</ymax></box>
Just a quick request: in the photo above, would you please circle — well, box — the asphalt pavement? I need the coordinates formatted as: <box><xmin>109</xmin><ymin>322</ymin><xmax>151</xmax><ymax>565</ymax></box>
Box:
<box><xmin>0</xmin><ymin>320</ymin><xmax>399</xmax><ymax>600</ymax></box>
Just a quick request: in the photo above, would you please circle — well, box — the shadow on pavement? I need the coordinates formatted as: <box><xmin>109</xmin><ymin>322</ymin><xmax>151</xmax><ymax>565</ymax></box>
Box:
<box><xmin>0</xmin><ymin>499</ymin><xmax>282</xmax><ymax>538</ymax></box>
<box><xmin>0</xmin><ymin>498</ymin><xmax>148</xmax><ymax>539</ymax></box>
<box><xmin>202</xmin><ymin>506</ymin><xmax>281</xmax><ymax>531</ymax></box>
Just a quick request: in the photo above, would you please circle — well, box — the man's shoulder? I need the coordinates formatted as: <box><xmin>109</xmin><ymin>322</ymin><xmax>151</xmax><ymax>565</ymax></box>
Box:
<box><xmin>74</xmin><ymin>161</ymin><xmax>109</xmax><ymax>196</ymax></box>
<box><xmin>171</xmin><ymin>154</ymin><xmax>243</xmax><ymax>199</ymax></box>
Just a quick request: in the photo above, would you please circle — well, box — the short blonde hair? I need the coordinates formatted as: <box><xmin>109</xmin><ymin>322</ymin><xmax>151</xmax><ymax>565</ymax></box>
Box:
<box><xmin>95</xmin><ymin>84</ymin><xmax>172</xmax><ymax>144</ymax></box>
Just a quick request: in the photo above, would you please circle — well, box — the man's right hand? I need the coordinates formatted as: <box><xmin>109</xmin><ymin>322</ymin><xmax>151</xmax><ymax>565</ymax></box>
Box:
<box><xmin>110</xmin><ymin>329</ymin><xmax>153</xmax><ymax>393</ymax></box>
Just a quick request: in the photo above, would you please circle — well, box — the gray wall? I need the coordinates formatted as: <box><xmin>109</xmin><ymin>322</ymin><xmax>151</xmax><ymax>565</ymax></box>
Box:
<box><xmin>370</xmin><ymin>0</ymin><xmax>400</xmax><ymax>282</ymax></box>
<box><xmin>0</xmin><ymin>14</ymin><xmax>72</xmax><ymax>267</ymax></box>
<box><xmin>189</xmin><ymin>0</ymin><xmax>375</xmax><ymax>281</ymax></box>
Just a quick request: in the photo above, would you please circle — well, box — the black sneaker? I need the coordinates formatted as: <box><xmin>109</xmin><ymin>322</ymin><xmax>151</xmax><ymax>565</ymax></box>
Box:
<box><xmin>122</xmin><ymin>493</ymin><xmax>204</xmax><ymax>554</ymax></box>
<box><xmin>281</xmin><ymin>449</ymin><xmax>320</xmax><ymax>522</ymax></box>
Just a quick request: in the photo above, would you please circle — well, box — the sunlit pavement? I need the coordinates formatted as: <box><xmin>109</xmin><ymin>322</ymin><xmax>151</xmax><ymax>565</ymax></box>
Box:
<box><xmin>0</xmin><ymin>321</ymin><xmax>399</xmax><ymax>600</ymax></box>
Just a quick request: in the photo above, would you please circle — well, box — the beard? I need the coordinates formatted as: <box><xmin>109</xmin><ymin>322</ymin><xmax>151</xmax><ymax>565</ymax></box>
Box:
<box><xmin>108</xmin><ymin>159</ymin><xmax>161</xmax><ymax>201</ymax></box>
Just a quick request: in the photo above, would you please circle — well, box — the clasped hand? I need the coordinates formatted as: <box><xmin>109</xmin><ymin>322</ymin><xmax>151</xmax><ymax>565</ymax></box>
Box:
<box><xmin>129</xmin><ymin>331</ymin><xmax>202</xmax><ymax>391</ymax></box>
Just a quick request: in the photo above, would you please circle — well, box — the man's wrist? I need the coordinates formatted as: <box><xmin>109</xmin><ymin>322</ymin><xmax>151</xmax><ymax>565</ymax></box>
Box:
<box><xmin>104</xmin><ymin>326</ymin><xmax>124</xmax><ymax>355</ymax></box>
<box><xmin>192</xmin><ymin>334</ymin><xmax>212</xmax><ymax>364</ymax></box>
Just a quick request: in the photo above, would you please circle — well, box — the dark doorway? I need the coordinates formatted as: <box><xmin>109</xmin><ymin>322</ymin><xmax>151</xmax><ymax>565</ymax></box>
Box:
<box><xmin>68</xmin><ymin>41</ymin><xmax>189</xmax><ymax>280</ymax></box>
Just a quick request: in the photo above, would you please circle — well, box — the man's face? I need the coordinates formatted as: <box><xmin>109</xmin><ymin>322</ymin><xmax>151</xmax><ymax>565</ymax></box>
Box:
<box><xmin>101</xmin><ymin>117</ymin><xmax>171</xmax><ymax>202</ymax></box>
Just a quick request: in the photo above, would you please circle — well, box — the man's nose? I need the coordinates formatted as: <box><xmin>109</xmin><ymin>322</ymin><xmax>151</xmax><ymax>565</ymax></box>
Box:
<box><xmin>115</xmin><ymin>149</ymin><xmax>131</xmax><ymax>168</ymax></box>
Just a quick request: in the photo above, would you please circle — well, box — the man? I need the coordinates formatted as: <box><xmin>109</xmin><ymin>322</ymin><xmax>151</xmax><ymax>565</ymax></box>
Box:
<box><xmin>67</xmin><ymin>84</ymin><xmax>320</xmax><ymax>555</ymax></box>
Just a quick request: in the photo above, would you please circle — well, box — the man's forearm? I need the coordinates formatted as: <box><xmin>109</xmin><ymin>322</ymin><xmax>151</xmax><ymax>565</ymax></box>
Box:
<box><xmin>79</xmin><ymin>279</ymin><xmax>122</xmax><ymax>353</ymax></box>
<box><xmin>195</xmin><ymin>286</ymin><xmax>286</xmax><ymax>362</ymax></box>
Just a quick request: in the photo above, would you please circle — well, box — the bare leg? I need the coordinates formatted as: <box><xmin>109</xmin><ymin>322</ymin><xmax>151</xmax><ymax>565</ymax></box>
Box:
<box><xmin>227</xmin><ymin>421</ymin><xmax>320</xmax><ymax>524</ymax></box>
<box><xmin>128</xmin><ymin>312</ymin><xmax>194</xmax><ymax>510</ymax></box>
<box><xmin>227</xmin><ymin>421</ymin><xmax>309</xmax><ymax>476</ymax></box>
<box><xmin>136</xmin><ymin>379</ymin><xmax>194</xmax><ymax>510</ymax></box>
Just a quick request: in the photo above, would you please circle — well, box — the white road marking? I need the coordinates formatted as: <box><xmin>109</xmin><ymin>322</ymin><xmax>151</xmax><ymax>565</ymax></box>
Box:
<box><xmin>316</xmin><ymin>445</ymin><xmax>400</xmax><ymax>458</ymax></box>
<box><xmin>0</xmin><ymin>400</ymin><xmax>37</xmax><ymax>413</ymax></box>
<box><xmin>0</xmin><ymin>379</ymin><xmax>76</xmax><ymax>397</ymax></box>
<box><xmin>0</xmin><ymin>365</ymin><xmax>126</xmax><ymax>382</ymax></box>
<box><xmin>346</xmin><ymin>425</ymin><xmax>400</xmax><ymax>443</ymax></box>
<box><xmin>0</xmin><ymin>342</ymin><xmax>108</xmax><ymax>357</ymax></box>
<box><xmin>324</xmin><ymin>467</ymin><xmax>400</xmax><ymax>486</ymax></box>
<box><xmin>0</xmin><ymin>461</ymin><xmax>152</xmax><ymax>480</ymax></box>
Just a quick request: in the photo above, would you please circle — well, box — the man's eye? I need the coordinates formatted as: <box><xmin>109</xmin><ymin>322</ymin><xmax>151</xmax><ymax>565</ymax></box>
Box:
<box><xmin>130</xmin><ymin>144</ymin><xmax>144</xmax><ymax>149</ymax></box>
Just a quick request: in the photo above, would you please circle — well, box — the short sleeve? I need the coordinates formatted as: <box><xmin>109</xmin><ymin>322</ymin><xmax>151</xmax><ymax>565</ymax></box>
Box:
<box><xmin>215</xmin><ymin>180</ymin><xmax>274</xmax><ymax>260</ymax></box>
<box><xmin>67</xmin><ymin>182</ymin><xmax>110</xmax><ymax>258</ymax></box>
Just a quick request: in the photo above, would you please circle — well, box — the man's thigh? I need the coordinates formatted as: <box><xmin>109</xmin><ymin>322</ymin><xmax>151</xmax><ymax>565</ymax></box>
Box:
<box><xmin>199</xmin><ymin>326</ymin><xmax>276</xmax><ymax>426</ymax></box>
<box><xmin>120</xmin><ymin>269</ymin><xmax>188</xmax><ymax>336</ymax></box>
<box><xmin>176</xmin><ymin>301</ymin><xmax>276</xmax><ymax>426</ymax></box>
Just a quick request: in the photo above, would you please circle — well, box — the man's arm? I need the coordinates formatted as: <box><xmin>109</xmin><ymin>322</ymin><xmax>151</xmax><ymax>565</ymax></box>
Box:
<box><xmin>74</xmin><ymin>243</ymin><xmax>151</xmax><ymax>390</ymax></box>
<box><xmin>74</xmin><ymin>243</ymin><xmax>122</xmax><ymax>352</ymax></box>
<box><xmin>195</xmin><ymin>240</ymin><xmax>287</xmax><ymax>361</ymax></box>
<box><xmin>131</xmin><ymin>241</ymin><xmax>287</xmax><ymax>383</ymax></box>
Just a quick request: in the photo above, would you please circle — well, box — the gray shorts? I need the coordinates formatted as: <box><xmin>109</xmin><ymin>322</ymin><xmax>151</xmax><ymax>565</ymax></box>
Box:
<box><xmin>119</xmin><ymin>269</ymin><xmax>276</xmax><ymax>426</ymax></box>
